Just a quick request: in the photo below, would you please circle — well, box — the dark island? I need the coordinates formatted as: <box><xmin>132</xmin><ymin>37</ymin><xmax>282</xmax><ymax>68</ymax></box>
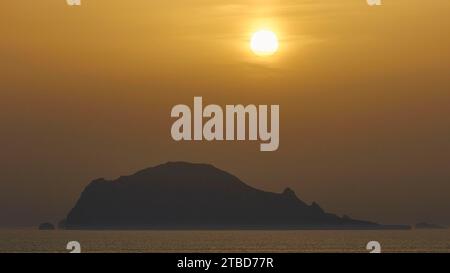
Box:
<box><xmin>63</xmin><ymin>162</ymin><xmax>410</xmax><ymax>230</ymax></box>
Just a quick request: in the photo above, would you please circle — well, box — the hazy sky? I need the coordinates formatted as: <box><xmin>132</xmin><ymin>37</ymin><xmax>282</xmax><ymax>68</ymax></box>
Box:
<box><xmin>1</xmin><ymin>0</ymin><xmax>450</xmax><ymax>227</ymax></box>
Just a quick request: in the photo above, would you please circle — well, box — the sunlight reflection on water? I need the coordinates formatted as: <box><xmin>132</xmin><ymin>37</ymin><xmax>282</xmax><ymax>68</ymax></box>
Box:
<box><xmin>0</xmin><ymin>229</ymin><xmax>449</xmax><ymax>253</ymax></box>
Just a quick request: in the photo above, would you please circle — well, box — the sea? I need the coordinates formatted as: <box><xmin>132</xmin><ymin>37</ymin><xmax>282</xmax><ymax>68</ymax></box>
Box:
<box><xmin>0</xmin><ymin>229</ymin><xmax>449</xmax><ymax>253</ymax></box>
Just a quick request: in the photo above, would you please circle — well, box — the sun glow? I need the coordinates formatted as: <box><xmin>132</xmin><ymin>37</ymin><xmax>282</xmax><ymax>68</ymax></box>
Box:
<box><xmin>250</xmin><ymin>30</ymin><xmax>279</xmax><ymax>56</ymax></box>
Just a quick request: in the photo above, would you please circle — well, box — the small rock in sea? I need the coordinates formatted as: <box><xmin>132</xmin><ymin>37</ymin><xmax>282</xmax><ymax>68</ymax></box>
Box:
<box><xmin>38</xmin><ymin>222</ymin><xmax>55</xmax><ymax>230</ymax></box>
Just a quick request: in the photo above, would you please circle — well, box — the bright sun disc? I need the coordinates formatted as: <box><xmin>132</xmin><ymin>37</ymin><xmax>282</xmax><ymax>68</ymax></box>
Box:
<box><xmin>250</xmin><ymin>30</ymin><xmax>279</xmax><ymax>56</ymax></box>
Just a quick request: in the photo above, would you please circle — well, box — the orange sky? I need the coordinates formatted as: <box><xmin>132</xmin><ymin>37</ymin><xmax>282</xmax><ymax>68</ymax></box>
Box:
<box><xmin>1</xmin><ymin>0</ymin><xmax>450</xmax><ymax>226</ymax></box>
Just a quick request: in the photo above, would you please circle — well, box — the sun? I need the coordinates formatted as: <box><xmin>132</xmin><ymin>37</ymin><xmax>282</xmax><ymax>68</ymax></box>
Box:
<box><xmin>250</xmin><ymin>30</ymin><xmax>279</xmax><ymax>56</ymax></box>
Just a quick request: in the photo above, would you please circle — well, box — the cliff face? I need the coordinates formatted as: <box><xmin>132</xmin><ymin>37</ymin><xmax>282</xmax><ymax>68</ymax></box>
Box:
<box><xmin>64</xmin><ymin>162</ymin><xmax>381</xmax><ymax>229</ymax></box>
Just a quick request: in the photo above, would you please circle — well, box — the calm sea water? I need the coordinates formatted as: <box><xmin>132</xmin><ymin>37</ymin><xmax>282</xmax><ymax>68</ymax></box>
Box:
<box><xmin>0</xmin><ymin>229</ymin><xmax>449</xmax><ymax>253</ymax></box>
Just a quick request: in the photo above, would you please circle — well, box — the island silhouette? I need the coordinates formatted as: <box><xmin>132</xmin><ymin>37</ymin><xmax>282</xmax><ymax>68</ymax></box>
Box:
<box><xmin>62</xmin><ymin>162</ymin><xmax>410</xmax><ymax>230</ymax></box>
